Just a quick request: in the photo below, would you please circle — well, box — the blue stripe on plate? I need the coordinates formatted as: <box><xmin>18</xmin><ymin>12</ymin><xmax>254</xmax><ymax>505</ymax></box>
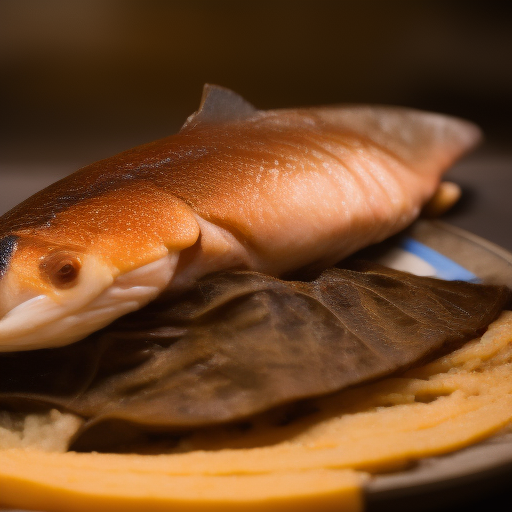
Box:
<box><xmin>400</xmin><ymin>238</ymin><xmax>479</xmax><ymax>282</ymax></box>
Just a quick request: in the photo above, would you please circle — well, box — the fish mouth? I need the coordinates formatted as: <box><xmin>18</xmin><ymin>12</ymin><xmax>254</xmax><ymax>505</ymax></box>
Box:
<box><xmin>0</xmin><ymin>253</ymin><xmax>180</xmax><ymax>352</ymax></box>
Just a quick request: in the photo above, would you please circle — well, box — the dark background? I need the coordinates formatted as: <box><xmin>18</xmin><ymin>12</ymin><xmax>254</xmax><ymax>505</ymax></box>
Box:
<box><xmin>0</xmin><ymin>2</ymin><xmax>512</xmax><ymax>511</ymax></box>
<box><xmin>1</xmin><ymin>1</ymin><xmax>511</xmax><ymax>166</ymax></box>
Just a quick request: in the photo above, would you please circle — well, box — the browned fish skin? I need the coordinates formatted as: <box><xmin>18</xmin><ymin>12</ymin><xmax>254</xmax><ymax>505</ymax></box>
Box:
<box><xmin>0</xmin><ymin>90</ymin><xmax>481</xmax><ymax>280</ymax></box>
<box><xmin>0</xmin><ymin>85</ymin><xmax>482</xmax><ymax>350</ymax></box>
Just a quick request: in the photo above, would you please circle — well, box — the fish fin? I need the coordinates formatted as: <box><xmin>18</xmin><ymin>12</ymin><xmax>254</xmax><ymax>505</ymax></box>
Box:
<box><xmin>180</xmin><ymin>84</ymin><xmax>257</xmax><ymax>131</ymax></box>
<box><xmin>315</xmin><ymin>105</ymin><xmax>482</xmax><ymax>175</ymax></box>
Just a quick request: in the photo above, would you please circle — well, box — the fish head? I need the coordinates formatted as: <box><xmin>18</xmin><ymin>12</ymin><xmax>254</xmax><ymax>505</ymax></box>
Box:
<box><xmin>0</xmin><ymin>231</ymin><xmax>185</xmax><ymax>352</ymax></box>
<box><xmin>0</xmin><ymin>234</ymin><xmax>121</xmax><ymax>351</ymax></box>
<box><xmin>0</xmin><ymin>179</ymin><xmax>201</xmax><ymax>352</ymax></box>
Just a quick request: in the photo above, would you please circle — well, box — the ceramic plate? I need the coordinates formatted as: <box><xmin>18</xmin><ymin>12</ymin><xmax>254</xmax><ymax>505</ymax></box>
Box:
<box><xmin>359</xmin><ymin>220</ymin><xmax>512</xmax><ymax>511</ymax></box>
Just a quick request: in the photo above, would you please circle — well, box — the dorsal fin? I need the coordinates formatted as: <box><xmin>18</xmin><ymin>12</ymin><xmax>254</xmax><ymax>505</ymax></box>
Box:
<box><xmin>180</xmin><ymin>84</ymin><xmax>257</xmax><ymax>131</ymax></box>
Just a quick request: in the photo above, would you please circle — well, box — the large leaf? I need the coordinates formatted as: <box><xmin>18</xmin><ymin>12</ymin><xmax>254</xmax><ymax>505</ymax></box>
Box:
<box><xmin>0</xmin><ymin>262</ymin><xmax>509</xmax><ymax>451</ymax></box>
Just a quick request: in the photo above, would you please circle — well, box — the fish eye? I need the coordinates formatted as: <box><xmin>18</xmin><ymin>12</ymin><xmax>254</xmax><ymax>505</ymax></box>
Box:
<box><xmin>40</xmin><ymin>253</ymin><xmax>82</xmax><ymax>289</ymax></box>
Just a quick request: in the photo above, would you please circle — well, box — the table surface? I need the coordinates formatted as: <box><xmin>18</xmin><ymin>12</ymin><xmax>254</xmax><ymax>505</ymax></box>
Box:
<box><xmin>0</xmin><ymin>149</ymin><xmax>511</xmax><ymax>512</ymax></box>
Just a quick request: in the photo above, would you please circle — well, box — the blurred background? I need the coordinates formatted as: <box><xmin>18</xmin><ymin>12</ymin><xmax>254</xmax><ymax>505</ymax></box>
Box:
<box><xmin>1</xmin><ymin>0</ymin><xmax>511</xmax><ymax>164</ymax></box>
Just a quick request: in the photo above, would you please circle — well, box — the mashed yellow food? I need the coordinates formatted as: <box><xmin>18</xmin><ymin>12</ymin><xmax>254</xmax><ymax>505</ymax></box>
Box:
<box><xmin>1</xmin><ymin>311</ymin><xmax>512</xmax><ymax>512</ymax></box>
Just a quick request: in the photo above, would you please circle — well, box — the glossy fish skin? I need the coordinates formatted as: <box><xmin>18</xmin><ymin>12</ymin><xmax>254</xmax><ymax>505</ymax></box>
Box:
<box><xmin>0</xmin><ymin>85</ymin><xmax>481</xmax><ymax>351</ymax></box>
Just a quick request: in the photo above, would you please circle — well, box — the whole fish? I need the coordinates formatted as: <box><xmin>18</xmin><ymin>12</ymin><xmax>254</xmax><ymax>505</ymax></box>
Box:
<box><xmin>0</xmin><ymin>85</ymin><xmax>480</xmax><ymax>351</ymax></box>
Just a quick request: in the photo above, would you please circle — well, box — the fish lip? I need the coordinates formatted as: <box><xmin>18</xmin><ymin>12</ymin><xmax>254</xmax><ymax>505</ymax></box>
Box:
<box><xmin>0</xmin><ymin>294</ymin><xmax>71</xmax><ymax>346</ymax></box>
<box><xmin>0</xmin><ymin>253</ymin><xmax>179</xmax><ymax>352</ymax></box>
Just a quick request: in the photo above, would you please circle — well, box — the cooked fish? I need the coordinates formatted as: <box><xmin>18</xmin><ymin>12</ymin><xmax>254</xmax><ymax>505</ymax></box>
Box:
<box><xmin>0</xmin><ymin>85</ymin><xmax>481</xmax><ymax>351</ymax></box>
